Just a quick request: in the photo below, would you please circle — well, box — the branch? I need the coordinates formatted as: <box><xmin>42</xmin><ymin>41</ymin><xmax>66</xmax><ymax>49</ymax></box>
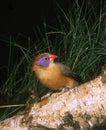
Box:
<box><xmin>0</xmin><ymin>69</ymin><xmax>106</xmax><ymax>130</ymax></box>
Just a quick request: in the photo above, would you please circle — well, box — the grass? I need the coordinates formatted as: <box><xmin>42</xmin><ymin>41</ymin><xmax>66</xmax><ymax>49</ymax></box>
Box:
<box><xmin>0</xmin><ymin>1</ymin><xmax>106</xmax><ymax>121</ymax></box>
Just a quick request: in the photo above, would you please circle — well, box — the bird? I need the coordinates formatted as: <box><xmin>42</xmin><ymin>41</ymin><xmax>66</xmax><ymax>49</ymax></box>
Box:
<box><xmin>32</xmin><ymin>53</ymin><xmax>82</xmax><ymax>90</ymax></box>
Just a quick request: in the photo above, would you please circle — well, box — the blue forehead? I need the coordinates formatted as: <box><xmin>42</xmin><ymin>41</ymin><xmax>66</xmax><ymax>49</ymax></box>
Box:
<box><xmin>37</xmin><ymin>56</ymin><xmax>50</xmax><ymax>67</ymax></box>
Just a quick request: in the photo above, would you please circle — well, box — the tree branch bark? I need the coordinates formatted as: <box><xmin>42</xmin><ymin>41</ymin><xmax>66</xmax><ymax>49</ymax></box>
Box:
<box><xmin>0</xmin><ymin>69</ymin><xmax>106</xmax><ymax>130</ymax></box>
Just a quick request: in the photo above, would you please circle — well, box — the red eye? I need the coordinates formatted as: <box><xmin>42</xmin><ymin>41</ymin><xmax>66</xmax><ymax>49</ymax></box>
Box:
<box><xmin>45</xmin><ymin>57</ymin><xmax>49</xmax><ymax>60</ymax></box>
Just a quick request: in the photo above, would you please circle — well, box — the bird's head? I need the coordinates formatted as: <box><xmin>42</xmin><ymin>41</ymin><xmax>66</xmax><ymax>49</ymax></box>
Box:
<box><xmin>33</xmin><ymin>53</ymin><xmax>58</xmax><ymax>68</ymax></box>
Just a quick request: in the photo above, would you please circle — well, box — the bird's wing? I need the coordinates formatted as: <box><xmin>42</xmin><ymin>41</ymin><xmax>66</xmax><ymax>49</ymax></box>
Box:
<box><xmin>56</xmin><ymin>63</ymin><xmax>82</xmax><ymax>84</ymax></box>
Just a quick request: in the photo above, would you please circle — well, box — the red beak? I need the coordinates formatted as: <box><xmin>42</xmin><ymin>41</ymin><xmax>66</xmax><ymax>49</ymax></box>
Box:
<box><xmin>49</xmin><ymin>54</ymin><xmax>58</xmax><ymax>60</ymax></box>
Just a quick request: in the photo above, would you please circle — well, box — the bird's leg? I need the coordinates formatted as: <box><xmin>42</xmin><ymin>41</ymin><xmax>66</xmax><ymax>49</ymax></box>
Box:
<box><xmin>60</xmin><ymin>86</ymin><xmax>71</xmax><ymax>93</ymax></box>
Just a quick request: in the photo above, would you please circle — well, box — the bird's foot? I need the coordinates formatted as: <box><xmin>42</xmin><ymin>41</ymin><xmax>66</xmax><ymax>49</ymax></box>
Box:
<box><xmin>61</xmin><ymin>87</ymin><xmax>71</xmax><ymax>93</ymax></box>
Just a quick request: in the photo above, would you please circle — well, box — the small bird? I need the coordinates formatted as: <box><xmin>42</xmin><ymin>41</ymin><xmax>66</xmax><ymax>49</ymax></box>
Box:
<box><xmin>32</xmin><ymin>53</ymin><xmax>82</xmax><ymax>90</ymax></box>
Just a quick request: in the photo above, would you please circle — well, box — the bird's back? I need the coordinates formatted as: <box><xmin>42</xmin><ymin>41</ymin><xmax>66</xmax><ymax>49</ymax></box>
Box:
<box><xmin>56</xmin><ymin>63</ymin><xmax>82</xmax><ymax>84</ymax></box>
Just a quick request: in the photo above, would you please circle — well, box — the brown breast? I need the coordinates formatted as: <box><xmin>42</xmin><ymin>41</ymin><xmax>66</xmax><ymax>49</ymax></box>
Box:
<box><xmin>32</xmin><ymin>62</ymin><xmax>78</xmax><ymax>90</ymax></box>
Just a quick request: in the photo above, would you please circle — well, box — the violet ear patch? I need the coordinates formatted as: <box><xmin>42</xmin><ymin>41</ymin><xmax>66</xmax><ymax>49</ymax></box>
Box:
<box><xmin>37</xmin><ymin>56</ymin><xmax>50</xmax><ymax>67</ymax></box>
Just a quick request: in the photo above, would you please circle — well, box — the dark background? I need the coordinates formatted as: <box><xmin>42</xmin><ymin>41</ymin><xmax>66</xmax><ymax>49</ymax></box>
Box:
<box><xmin>1</xmin><ymin>0</ymin><xmax>105</xmax><ymax>39</ymax></box>
<box><xmin>0</xmin><ymin>0</ymin><xmax>71</xmax><ymax>37</ymax></box>
<box><xmin>0</xmin><ymin>0</ymin><xmax>105</xmax><ymax>84</ymax></box>
<box><xmin>0</xmin><ymin>0</ymin><xmax>71</xmax><ymax>63</ymax></box>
